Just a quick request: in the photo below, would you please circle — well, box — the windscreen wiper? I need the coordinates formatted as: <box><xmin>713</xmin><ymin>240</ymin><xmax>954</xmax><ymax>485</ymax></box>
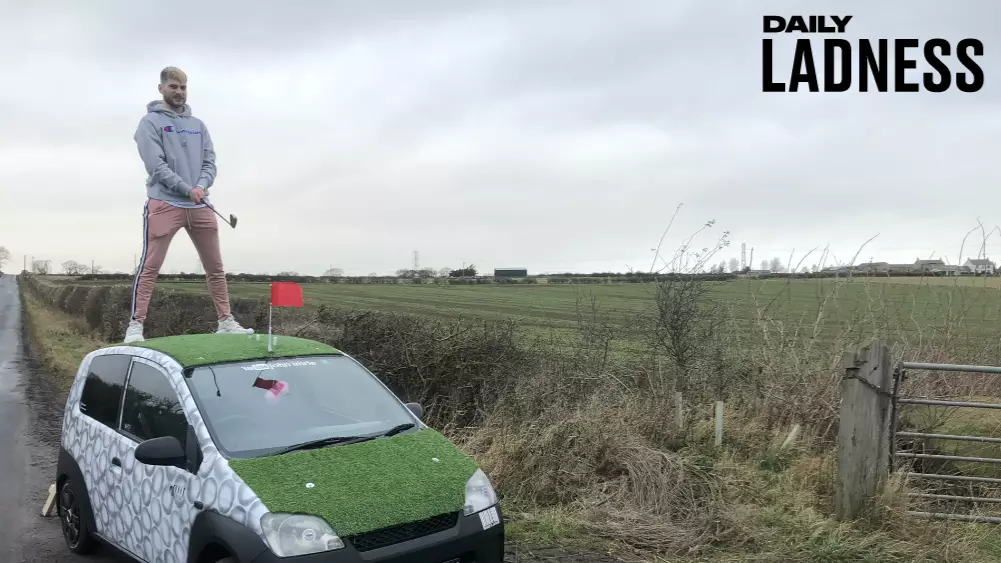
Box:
<box><xmin>268</xmin><ymin>424</ymin><xmax>416</xmax><ymax>456</ymax></box>
<box><xmin>268</xmin><ymin>435</ymin><xmax>374</xmax><ymax>456</ymax></box>
<box><xmin>380</xmin><ymin>423</ymin><xmax>415</xmax><ymax>437</ymax></box>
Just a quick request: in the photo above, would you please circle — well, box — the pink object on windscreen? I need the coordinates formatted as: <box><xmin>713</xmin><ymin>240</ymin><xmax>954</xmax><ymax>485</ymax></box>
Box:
<box><xmin>264</xmin><ymin>380</ymin><xmax>290</xmax><ymax>404</ymax></box>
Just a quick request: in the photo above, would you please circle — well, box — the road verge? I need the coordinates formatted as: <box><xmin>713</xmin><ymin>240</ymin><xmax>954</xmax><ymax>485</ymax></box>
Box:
<box><xmin>19</xmin><ymin>281</ymin><xmax>105</xmax><ymax>393</ymax></box>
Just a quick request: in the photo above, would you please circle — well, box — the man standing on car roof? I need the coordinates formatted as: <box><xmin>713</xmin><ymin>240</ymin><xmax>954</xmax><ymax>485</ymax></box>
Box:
<box><xmin>125</xmin><ymin>65</ymin><xmax>253</xmax><ymax>344</ymax></box>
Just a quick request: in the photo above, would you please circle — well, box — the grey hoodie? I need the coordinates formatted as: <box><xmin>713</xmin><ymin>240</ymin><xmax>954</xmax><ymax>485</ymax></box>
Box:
<box><xmin>134</xmin><ymin>100</ymin><xmax>216</xmax><ymax>203</ymax></box>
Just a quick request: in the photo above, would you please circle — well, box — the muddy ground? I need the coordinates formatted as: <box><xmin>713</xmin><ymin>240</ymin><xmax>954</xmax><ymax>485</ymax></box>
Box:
<box><xmin>0</xmin><ymin>275</ymin><xmax>627</xmax><ymax>563</ymax></box>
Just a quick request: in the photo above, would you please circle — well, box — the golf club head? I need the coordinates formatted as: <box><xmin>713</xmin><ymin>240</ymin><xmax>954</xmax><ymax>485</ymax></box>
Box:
<box><xmin>229</xmin><ymin>214</ymin><xmax>238</xmax><ymax>228</ymax></box>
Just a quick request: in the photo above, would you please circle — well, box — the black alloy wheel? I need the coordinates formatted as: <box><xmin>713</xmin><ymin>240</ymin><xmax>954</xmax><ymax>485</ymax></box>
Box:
<box><xmin>58</xmin><ymin>479</ymin><xmax>96</xmax><ymax>553</ymax></box>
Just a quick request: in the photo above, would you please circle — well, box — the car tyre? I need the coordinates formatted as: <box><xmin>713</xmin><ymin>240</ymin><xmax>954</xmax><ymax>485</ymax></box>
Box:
<box><xmin>58</xmin><ymin>478</ymin><xmax>98</xmax><ymax>554</ymax></box>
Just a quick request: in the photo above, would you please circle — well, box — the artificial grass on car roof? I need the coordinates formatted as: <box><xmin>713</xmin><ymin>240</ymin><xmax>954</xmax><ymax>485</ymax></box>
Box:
<box><xmin>228</xmin><ymin>428</ymin><xmax>480</xmax><ymax>538</ymax></box>
<box><xmin>131</xmin><ymin>333</ymin><xmax>341</xmax><ymax>367</ymax></box>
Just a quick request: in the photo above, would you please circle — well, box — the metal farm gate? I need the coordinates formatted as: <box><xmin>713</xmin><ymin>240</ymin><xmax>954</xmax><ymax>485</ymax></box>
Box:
<box><xmin>891</xmin><ymin>360</ymin><xmax>1001</xmax><ymax>523</ymax></box>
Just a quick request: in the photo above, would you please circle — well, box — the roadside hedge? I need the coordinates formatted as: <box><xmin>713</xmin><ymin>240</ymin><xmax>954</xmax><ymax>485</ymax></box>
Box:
<box><xmin>17</xmin><ymin>273</ymin><xmax>529</xmax><ymax>429</ymax></box>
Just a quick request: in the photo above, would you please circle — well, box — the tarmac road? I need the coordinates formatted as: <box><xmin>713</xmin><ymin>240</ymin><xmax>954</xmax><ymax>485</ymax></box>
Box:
<box><xmin>0</xmin><ymin>275</ymin><xmax>120</xmax><ymax>562</ymax></box>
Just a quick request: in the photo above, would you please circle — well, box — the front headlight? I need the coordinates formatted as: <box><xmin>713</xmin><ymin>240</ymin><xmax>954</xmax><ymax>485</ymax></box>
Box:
<box><xmin>260</xmin><ymin>513</ymin><xmax>345</xmax><ymax>557</ymax></box>
<box><xmin>463</xmin><ymin>468</ymin><xmax>498</xmax><ymax>515</ymax></box>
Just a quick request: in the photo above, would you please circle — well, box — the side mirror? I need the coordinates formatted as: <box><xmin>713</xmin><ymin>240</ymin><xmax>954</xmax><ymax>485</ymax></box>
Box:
<box><xmin>135</xmin><ymin>436</ymin><xmax>187</xmax><ymax>468</ymax></box>
<box><xmin>405</xmin><ymin>402</ymin><xmax>424</xmax><ymax>420</ymax></box>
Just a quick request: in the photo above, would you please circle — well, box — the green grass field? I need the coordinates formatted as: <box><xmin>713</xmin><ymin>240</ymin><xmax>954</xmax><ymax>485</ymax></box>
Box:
<box><xmin>150</xmin><ymin>275</ymin><xmax>1001</xmax><ymax>354</ymax></box>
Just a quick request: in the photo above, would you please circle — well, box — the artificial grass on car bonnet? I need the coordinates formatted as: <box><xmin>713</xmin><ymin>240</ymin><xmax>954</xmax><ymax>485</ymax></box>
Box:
<box><xmin>131</xmin><ymin>333</ymin><xmax>341</xmax><ymax>368</ymax></box>
<box><xmin>228</xmin><ymin>428</ymin><xmax>480</xmax><ymax>537</ymax></box>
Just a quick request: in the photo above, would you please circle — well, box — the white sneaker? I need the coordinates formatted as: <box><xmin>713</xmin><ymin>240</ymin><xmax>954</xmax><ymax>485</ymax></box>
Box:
<box><xmin>124</xmin><ymin>320</ymin><xmax>145</xmax><ymax>343</ymax></box>
<box><xmin>217</xmin><ymin>315</ymin><xmax>254</xmax><ymax>335</ymax></box>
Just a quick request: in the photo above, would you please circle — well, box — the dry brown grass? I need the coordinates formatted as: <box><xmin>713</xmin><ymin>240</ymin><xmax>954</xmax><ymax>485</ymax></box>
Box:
<box><xmin>461</xmin><ymin>391</ymin><xmax>726</xmax><ymax>555</ymax></box>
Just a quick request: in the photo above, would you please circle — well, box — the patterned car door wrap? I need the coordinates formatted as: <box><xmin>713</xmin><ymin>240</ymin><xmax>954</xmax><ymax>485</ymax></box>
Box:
<box><xmin>68</xmin><ymin>373</ymin><xmax>128</xmax><ymax>543</ymax></box>
<box><xmin>62</xmin><ymin>346</ymin><xmax>272</xmax><ymax>563</ymax></box>
<box><xmin>111</xmin><ymin>355</ymin><xmax>198</xmax><ymax>561</ymax></box>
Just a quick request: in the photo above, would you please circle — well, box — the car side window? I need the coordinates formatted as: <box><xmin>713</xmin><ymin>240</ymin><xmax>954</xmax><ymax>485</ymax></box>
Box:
<box><xmin>79</xmin><ymin>354</ymin><xmax>132</xmax><ymax>428</ymax></box>
<box><xmin>120</xmin><ymin>361</ymin><xmax>189</xmax><ymax>447</ymax></box>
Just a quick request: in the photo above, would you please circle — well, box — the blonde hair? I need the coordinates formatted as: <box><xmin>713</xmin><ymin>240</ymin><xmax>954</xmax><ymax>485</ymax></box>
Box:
<box><xmin>160</xmin><ymin>66</ymin><xmax>187</xmax><ymax>84</ymax></box>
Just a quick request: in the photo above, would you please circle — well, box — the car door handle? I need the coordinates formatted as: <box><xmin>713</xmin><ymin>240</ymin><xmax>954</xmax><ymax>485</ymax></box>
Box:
<box><xmin>112</xmin><ymin>457</ymin><xmax>121</xmax><ymax>468</ymax></box>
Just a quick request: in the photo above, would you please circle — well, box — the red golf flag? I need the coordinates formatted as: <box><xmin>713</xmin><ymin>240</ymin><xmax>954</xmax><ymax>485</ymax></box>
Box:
<box><xmin>270</xmin><ymin>282</ymin><xmax>303</xmax><ymax>307</ymax></box>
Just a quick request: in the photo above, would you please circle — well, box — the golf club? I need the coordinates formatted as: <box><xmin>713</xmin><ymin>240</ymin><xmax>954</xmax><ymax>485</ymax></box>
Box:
<box><xmin>205</xmin><ymin>201</ymin><xmax>237</xmax><ymax>228</ymax></box>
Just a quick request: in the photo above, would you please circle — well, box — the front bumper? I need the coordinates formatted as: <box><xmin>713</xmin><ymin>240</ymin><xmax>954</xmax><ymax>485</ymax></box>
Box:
<box><xmin>250</xmin><ymin>505</ymin><xmax>505</xmax><ymax>563</ymax></box>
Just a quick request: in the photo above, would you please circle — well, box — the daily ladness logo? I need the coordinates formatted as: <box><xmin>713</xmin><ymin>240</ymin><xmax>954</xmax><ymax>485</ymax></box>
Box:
<box><xmin>761</xmin><ymin>15</ymin><xmax>984</xmax><ymax>93</ymax></box>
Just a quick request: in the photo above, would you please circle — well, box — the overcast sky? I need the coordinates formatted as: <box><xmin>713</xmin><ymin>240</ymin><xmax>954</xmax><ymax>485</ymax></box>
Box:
<box><xmin>1</xmin><ymin>0</ymin><xmax>1000</xmax><ymax>276</ymax></box>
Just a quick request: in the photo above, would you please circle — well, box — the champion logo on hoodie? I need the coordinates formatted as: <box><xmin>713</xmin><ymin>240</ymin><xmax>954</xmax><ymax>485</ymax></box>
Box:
<box><xmin>163</xmin><ymin>125</ymin><xmax>201</xmax><ymax>135</ymax></box>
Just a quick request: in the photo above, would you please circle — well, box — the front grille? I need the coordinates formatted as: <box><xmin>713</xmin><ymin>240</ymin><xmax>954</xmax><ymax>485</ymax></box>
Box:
<box><xmin>348</xmin><ymin>511</ymin><xmax>459</xmax><ymax>552</ymax></box>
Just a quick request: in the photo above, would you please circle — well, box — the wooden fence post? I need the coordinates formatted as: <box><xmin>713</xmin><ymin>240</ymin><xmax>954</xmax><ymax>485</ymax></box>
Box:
<box><xmin>675</xmin><ymin>392</ymin><xmax>684</xmax><ymax>431</ymax></box>
<box><xmin>836</xmin><ymin>339</ymin><xmax>893</xmax><ymax>521</ymax></box>
<box><xmin>714</xmin><ymin>401</ymin><xmax>724</xmax><ymax>447</ymax></box>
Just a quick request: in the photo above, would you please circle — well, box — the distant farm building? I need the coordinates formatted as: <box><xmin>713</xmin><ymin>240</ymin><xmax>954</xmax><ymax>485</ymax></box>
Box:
<box><xmin>931</xmin><ymin>264</ymin><xmax>964</xmax><ymax>276</ymax></box>
<box><xmin>494</xmin><ymin>268</ymin><xmax>528</xmax><ymax>278</ymax></box>
<box><xmin>964</xmin><ymin>258</ymin><xmax>996</xmax><ymax>275</ymax></box>
<box><xmin>856</xmin><ymin>262</ymin><xmax>891</xmax><ymax>273</ymax></box>
<box><xmin>913</xmin><ymin>258</ymin><xmax>945</xmax><ymax>271</ymax></box>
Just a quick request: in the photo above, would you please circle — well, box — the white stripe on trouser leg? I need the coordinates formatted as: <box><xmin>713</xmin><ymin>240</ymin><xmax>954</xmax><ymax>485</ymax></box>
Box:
<box><xmin>130</xmin><ymin>199</ymin><xmax>151</xmax><ymax>321</ymax></box>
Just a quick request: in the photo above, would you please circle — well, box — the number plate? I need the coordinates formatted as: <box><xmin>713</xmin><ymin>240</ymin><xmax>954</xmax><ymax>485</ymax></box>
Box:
<box><xmin>478</xmin><ymin>506</ymin><xmax>500</xmax><ymax>530</ymax></box>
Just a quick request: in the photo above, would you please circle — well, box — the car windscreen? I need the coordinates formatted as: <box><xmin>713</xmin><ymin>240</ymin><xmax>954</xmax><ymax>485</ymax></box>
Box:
<box><xmin>184</xmin><ymin>355</ymin><xmax>417</xmax><ymax>458</ymax></box>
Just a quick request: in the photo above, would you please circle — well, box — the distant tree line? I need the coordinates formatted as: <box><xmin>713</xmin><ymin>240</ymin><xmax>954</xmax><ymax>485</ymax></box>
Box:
<box><xmin>39</xmin><ymin>263</ymin><xmax>971</xmax><ymax>285</ymax></box>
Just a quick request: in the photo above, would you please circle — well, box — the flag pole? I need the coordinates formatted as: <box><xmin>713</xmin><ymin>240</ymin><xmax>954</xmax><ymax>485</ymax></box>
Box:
<box><xmin>268</xmin><ymin>283</ymin><xmax>273</xmax><ymax>352</ymax></box>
